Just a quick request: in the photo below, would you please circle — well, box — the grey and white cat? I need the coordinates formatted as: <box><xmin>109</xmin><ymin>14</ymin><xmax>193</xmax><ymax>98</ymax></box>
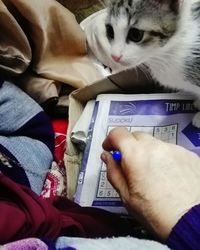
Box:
<box><xmin>102</xmin><ymin>0</ymin><xmax>200</xmax><ymax>126</ymax></box>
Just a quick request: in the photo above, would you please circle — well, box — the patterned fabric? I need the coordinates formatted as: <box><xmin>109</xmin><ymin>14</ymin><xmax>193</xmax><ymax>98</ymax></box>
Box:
<box><xmin>0</xmin><ymin>81</ymin><xmax>54</xmax><ymax>194</ymax></box>
<box><xmin>41</xmin><ymin>119</ymin><xmax>68</xmax><ymax>198</ymax></box>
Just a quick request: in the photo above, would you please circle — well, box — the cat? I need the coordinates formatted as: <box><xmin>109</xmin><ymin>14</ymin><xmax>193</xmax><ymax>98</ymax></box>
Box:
<box><xmin>102</xmin><ymin>0</ymin><xmax>200</xmax><ymax>127</ymax></box>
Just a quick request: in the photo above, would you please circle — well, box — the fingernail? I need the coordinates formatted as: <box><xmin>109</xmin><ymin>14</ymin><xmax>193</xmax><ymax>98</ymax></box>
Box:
<box><xmin>101</xmin><ymin>152</ymin><xmax>108</xmax><ymax>163</ymax></box>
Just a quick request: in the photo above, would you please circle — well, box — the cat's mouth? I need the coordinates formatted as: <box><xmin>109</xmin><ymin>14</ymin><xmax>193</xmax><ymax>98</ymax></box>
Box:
<box><xmin>116</xmin><ymin>60</ymin><xmax>131</xmax><ymax>68</ymax></box>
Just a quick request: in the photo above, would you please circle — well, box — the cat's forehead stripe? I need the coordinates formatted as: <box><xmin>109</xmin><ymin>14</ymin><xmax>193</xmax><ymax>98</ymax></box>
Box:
<box><xmin>110</xmin><ymin>0</ymin><xmax>133</xmax><ymax>16</ymax></box>
<box><xmin>111</xmin><ymin>12</ymin><xmax>130</xmax><ymax>32</ymax></box>
<box><xmin>109</xmin><ymin>0</ymin><xmax>178</xmax><ymax>37</ymax></box>
<box><xmin>192</xmin><ymin>2</ymin><xmax>200</xmax><ymax>20</ymax></box>
<box><xmin>110</xmin><ymin>8</ymin><xmax>137</xmax><ymax>29</ymax></box>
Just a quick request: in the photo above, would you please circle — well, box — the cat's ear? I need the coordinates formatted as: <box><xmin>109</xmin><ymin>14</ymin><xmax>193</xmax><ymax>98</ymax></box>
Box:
<box><xmin>154</xmin><ymin>0</ymin><xmax>180</xmax><ymax>13</ymax></box>
<box><xmin>169</xmin><ymin>0</ymin><xmax>180</xmax><ymax>13</ymax></box>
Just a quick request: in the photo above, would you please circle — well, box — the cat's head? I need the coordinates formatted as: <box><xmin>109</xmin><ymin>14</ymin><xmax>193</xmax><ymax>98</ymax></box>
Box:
<box><xmin>105</xmin><ymin>0</ymin><xmax>180</xmax><ymax>68</ymax></box>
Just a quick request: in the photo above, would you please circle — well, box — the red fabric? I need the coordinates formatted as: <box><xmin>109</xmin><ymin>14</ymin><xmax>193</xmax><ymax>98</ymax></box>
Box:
<box><xmin>41</xmin><ymin>119</ymin><xmax>68</xmax><ymax>198</ymax></box>
<box><xmin>52</xmin><ymin>119</ymin><xmax>68</xmax><ymax>166</ymax></box>
<box><xmin>0</xmin><ymin>174</ymin><xmax>135</xmax><ymax>244</ymax></box>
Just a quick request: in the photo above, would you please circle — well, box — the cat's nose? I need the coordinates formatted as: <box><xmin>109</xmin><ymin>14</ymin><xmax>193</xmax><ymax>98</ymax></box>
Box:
<box><xmin>111</xmin><ymin>54</ymin><xmax>122</xmax><ymax>63</ymax></box>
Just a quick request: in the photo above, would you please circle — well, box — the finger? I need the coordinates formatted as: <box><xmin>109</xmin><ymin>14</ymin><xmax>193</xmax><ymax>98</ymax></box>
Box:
<box><xmin>102</xmin><ymin>127</ymin><xmax>137</xmax><ymax>152</ymax></box>
<box><xmin>101</xmin><ymin>151</ymin><xmax>129</xmax><ymax>198</ymax></box>
<box><xmin>132</xmin><ymin>131</ymin><xmax>156</xmax><ymax>141</ymax></box>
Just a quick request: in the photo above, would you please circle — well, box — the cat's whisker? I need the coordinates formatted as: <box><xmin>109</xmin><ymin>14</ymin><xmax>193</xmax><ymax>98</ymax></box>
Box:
<box><xmin>134</xmin><ymin>66</ymin><xmax>139</xmax><ymax>80</ymax></box>
<box><xmin>98</xmin><ymin>0</ymin><xmax>107</xmax><ymax>8</ymax></box>
<box><xmin>100</xmin><ymin>0</ymin><xmax>200</xmax><ymax>117</ymax></box>
<box><xmin>138</xmin><ymin>64</ymin><xmax>152</xmax><ymax>81</ymax></box>
<box><xmin>150</xmin><ymin>57</ymin><xmax>171</xmax><ymax>69</ymax></box>
<box><xmin>123</xmin><ymin>56</ymin><xmax>141</xmax><ymax>60</ymax></box>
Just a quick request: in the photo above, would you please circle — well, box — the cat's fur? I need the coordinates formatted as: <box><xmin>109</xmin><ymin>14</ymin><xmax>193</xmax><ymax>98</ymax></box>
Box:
<box><xmin>104</xmin><ymin>0</ymin><xmax>200</xmax><ymax>126</ymax></box>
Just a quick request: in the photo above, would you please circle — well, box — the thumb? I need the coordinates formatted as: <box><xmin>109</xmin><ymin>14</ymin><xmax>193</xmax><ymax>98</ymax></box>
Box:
<box><xmin>101</xmin><ymin>151</ymin><xmax>129</xmax><ymax>198</ymax></box>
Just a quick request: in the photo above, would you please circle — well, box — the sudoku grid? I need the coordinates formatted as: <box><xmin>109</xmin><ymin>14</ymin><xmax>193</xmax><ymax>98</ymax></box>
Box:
<box><xmin>96</xmin><ymin>124</ymin><xmax>178</xmax><ymax>199</ymax></box>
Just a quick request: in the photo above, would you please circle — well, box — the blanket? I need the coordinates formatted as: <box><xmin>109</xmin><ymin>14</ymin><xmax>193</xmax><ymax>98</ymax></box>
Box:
<box><xmin>1</xmin><ymin>236</ymin><xmax>170</xmax><ymax>250</ymax></box>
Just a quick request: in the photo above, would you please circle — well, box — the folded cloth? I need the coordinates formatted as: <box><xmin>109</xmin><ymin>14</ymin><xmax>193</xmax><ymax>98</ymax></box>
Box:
<box><xmin>0</xmin><ymin>174</ymin><xmax>138</xmax><ymax>244</ymax></box>
<box><xmin>0</xmin><ymin>80</ymin><xmax>54</xmax><ymax>194</ymax></box>
<box><xmin>0</xmin><ymin>0</ymin><xmax>101</xmax><ymax>111</ymax></box>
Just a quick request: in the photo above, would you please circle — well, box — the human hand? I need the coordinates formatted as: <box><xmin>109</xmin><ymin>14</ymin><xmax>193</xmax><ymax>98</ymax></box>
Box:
<box><xmin>101</xmin><ymin>127</ymin><xmax>200</xmax><ymax>240</ymax></box>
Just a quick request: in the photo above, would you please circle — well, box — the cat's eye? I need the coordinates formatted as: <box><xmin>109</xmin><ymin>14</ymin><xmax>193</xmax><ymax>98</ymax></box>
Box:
<box><xmin>106</xmin><ymin>24</ymin><xmax>114</xmax><ymax>40</ymax></box>
<box><xmin>127</xmin><ymin>28</ymin><xmax>144</xmax><ymax>43</ymax></box>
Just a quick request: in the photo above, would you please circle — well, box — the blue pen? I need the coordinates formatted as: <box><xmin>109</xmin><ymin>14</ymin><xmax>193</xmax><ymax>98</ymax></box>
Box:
<box><xmin>111</xmin><ymin>150</ymin><xmax>122</xmax><ymax>161</ymax></box>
